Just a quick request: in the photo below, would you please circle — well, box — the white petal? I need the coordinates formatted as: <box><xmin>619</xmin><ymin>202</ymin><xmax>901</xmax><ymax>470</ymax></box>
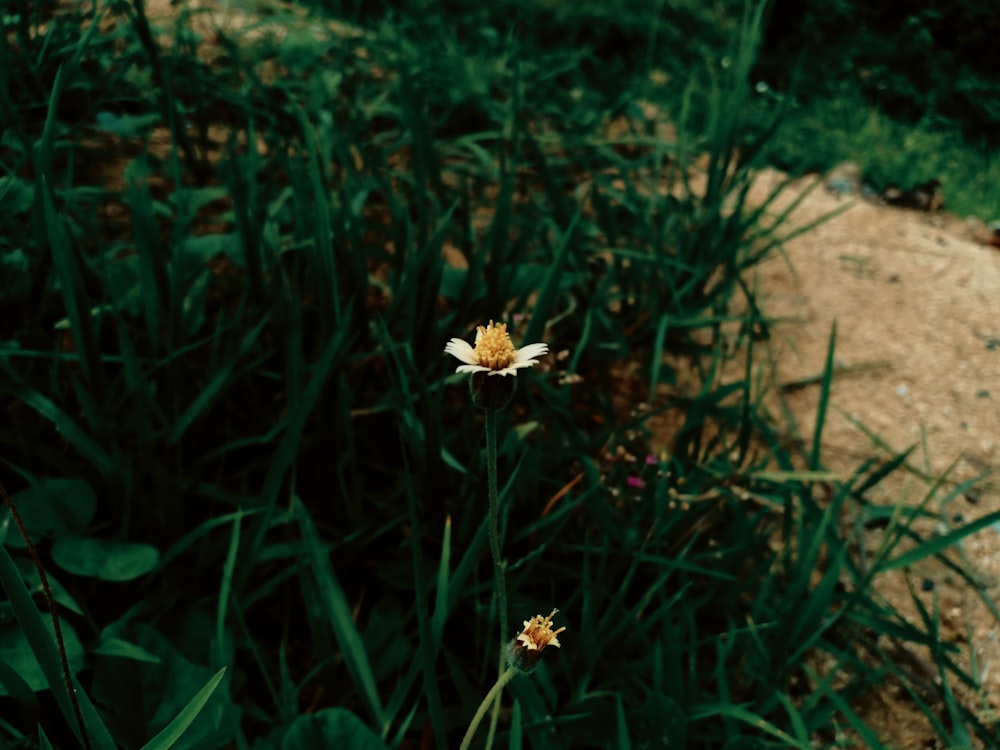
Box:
<box><xmin>444</xmin><ymin>338</ymin><xmax>478</xmax><ymax>365</ymax></box>
<box><xmin>488</xmin><ymin>368</ymin><xmax>519</xmax><ymax>376</ymax></box>
<box><xmin>456</xmin><ymin>364</ymin><xmax>491</xmax><ymax>374</ymax></box>
<box><xmin>514</xmin><ymin>342</ymin><xmax>548</xmax><ymax>362</ymax></box>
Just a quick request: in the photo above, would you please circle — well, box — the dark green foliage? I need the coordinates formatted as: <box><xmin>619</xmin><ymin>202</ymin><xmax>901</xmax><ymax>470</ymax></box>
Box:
<box><xmin>0</xmin><ymin>0</ymin><xmax>996</xmax><ymax>748</ymax></box>
<box><xmin>748</xmin><ymin>0</ymin><xmax>1000</xmax><ymax>215</ymax></box>
<box><xmin>760</xmin><ymin>0</ymin><xmax>1000</xmax><ymax>136</ymax></box>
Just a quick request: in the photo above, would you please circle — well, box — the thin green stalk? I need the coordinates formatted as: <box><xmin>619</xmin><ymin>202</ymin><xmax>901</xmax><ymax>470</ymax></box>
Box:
<box><xmin>485</xmin><ymin>408</ymin><xmax>508</xmax><ymax>646</ymax></box>
<box><xmin>484</xmin><ymin>408</ymin><xmax>508</xmax><ymax>750</ymax></box>
<box><xmin>486</xmin><ymin>691</ymin><xmax>501</xmax><ymax>750</ymax></box>
<box><xmin>459</xmin><ymin>667</ymin><xmax>517</xmax><ymax>750</ymax></box>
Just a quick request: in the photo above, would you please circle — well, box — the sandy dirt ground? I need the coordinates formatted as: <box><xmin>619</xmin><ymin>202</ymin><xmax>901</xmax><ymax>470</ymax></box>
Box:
<box><xmin>742</xmin><ymin>169</ymin><xmax>1000</xmax><ymax>747</ymax></box>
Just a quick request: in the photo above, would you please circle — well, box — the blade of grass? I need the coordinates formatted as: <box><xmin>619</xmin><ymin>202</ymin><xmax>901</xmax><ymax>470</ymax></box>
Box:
<box><xmin>801</xmin><ymin>664</ymin><xmax>884</xmax><ymax>748</ymax></box>
<box><xmin>228</xmin><ymin>595</ymin><xmax>282</xmax><ymax>723</ymax></box>
<box><xmin>931</xmin><ymin>606</ymin><xmax>973</xmax><ymax>748</ymax></box>
<box><xmin>293</xmin><ymin>496</ymin><xmax>387</xmax><ymax>733</ymax></box>
<box><xmin>508</xmin><ymin>698</ymin><xmax>522</xmax><ymax>750</ymax></box>
<box><xmin>167</xmin><ymin>318</ymin><xmax>267</xmax><ymax>444</ymax></box>
<box><xmin>155</xmin><ymin>508</ymin><xmax>262</xmax><ymax>573</ymax></box>
<box><xmin>431</xmin><ymin>515</ymin><xmax>452</xmax><ymax>652</ymax></box>
<box><xmin>41</xmin><ymin>178</ymin><xmax>105</xmax><ymax>406</ymax></box>
<box><xmin>404</xmin><ymin>465</ymin><xmax>447</xmax><ymax>750</ymax></box>
<box><xmin>125</xmin><ymin>169</ymin><xmax>167</xmax><ymax>350</ymax></box>
<box><xmin>224</xmin><ymin>165</ymin><xmax>264</xmax><ymax>304</ymax></box>
<box><xmin>277</xmin><ymin>642</ymin><xmax>296</xmax><ymax>726</ymax></box>
<box><xmin>521</xmin><ymin>201</ymin><xmax>584</xmax><ymax>346</ymax></box>
<box><xmin>239</xmin><ymin>313</ymin><xmax>353</xmax><ymax>590</ymax></box>
<box><xmin>690</xmin><ymin>703</ymin><xmax>810</xmax><ymax>748</ymax></box>
<box><xmin>809</xmin><ymin>321</ymin><xmax>836</xmax><ymax>470</ymax></box>
<box><xmin>297</xmin><ymin>109</ymin><xmax>340</xmax><ymax>331</ymax></box>
<box><xmin>0</xmin><ymin>366</ymin><xmax>114</xmax><ymax>477</ymax></box>
<box><xmin>33</xmin><ymin>6</ymin><xmax>101</xmax><ymax>181</ymax></box>
<box><xmin>853</xmin><ymin>446</ymin><xmax>918</xmax><ymax>496</ymax></box>
<box><xmin>883</xmin><ymin>507</ymin><xmax>1000</xmax><ymax>572</ymax></box>
<box><xmin>648</xmin><ymin>313</ymin><xmax>670</xmax><ymax>406</ymax></box>
<box><xmin>216</xmin><ymin>512</ymin><xmax>241</xmax><ymax>667</ymax></box>
<box><xmin>138</xmin><ymin>667</ymin><xmax>227</xmax><ymax>750</ymax></box>
<box><xmin>614</xmin><ymin>694</ymin><xmax>632</xmax><ymax>750</ymax></box>
<box><xmin>773</xmin><ymin>691</ymin><xmax>810</xmax><ymax>745</ymax></box>
<box><xmin>33</xmin><ymin>63</ymin><xmax>66</xmax><ymax>191</ymax></box>
<box><xmin>128</xmin><ymin>0</ymin><xmax>206</xmax><ymax>180</ymax></box>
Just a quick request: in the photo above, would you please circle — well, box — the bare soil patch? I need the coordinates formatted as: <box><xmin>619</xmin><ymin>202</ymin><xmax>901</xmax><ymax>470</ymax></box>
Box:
<box><xmin>743</xmin><ymin>169</ymin><xmax>1000</xmax><ymax>746</ymax></box>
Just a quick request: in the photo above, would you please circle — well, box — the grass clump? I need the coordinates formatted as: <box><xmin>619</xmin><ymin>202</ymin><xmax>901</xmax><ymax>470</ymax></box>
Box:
<box><xmin>0</xmin><ymin>0</ymin><xmax>996</xmax><ymax>748</ymax></box>
<box><xmin>750</xmin><ymin>0</ymin><xmax>1000</xmax><ymax>217</ymax></box>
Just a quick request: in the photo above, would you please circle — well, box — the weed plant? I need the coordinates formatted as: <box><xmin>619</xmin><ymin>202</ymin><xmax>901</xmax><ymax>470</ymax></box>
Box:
<box><xmin>0</xmin><ymin>0</ymin><xmax>997</xmax><ymax>748</ymax></box>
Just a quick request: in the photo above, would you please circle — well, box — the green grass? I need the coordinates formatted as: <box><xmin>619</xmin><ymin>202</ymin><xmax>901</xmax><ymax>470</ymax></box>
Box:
<box><xmin>755</xmin><ymin>83</ymin><xmax>1000</xmax><ymax>218</ymax></box>
<box><xmin>0</xmin><ymin>0</ymin><xmax>997</xmax><ymax>748</ymax></box>
<box><xmin>748</xmin><ymin>0</ymin><xmax>1000</xmax><ymax>219</ymax></box>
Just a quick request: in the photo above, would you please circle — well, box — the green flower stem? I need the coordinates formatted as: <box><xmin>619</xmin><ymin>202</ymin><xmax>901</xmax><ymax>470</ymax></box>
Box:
<box><xmin>459</xmin><ymin>666</ymin><xmax>517</xmax><ymax>750</ymax></box>
<box><xmin>486</xmin><ymin>678</ymin><xmax>505</xmax><ymax>749</ymax></box>
<box><xmin>484</xmin><ymin>408</ymin><xmax>508</xmax><ymax>750</ymax></box>
<box><xmin>485</xmin><ymin>408</ymin><xmax>509</xmax><ymax>649</ymax></box>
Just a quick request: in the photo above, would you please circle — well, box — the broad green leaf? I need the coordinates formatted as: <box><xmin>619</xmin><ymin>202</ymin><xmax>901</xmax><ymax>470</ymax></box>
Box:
<box><xmin>0</xmin><ymin>176</ymin><xmax>34</xmax><ymax>215</ymax></box>
<box><xmin>93</xmin><ymin>111</ymin><xmax>160</xmax><ymax>137</ymax></box>
<box><xmin>172</xmin><ymin>186</ymin><xmax>230</xmax><ymax>216</ymax></box>
<box><xmin>441</xmin><ymin>445</ymin><xmax>467</xmax><ymax>474</ymax></box>
<box><xmin>178</xmin><ymin>233</ymin><xmax>240</xmax><ymax>264</ymax></box>
<box><xmin>0</xmin><ymin>620</ymin><xmax>84</xmax><ymax>694</ymax></box>
<box><xmin>282</xmin><ymin>708</ymin><xmax>389</xmax><ymax>750</ymax></box>
<box><xmin>7</xmin><ymin>478</ymin><xmax>96</xmax><ymax>546</ymax></box>
<box><xmin>439</xmin><ymin>264</ymin><xmax>483</xmax><ymax>302</ymax></box>
<box><xmin>52</xmin><ymin>538</ymin><xmax>159</xmax><ymax>582</ymax></box>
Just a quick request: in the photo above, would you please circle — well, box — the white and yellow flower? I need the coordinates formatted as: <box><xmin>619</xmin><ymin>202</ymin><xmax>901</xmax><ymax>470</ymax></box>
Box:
<box><xmin>506</xmin><ymin>609</ymin><xmax>566</xmax><ymax>673</ymax></box>
<box><xmin>444</xmin><ymin>320</ymin><xmax>548</xmax><ymax>377</ymax></box>
<box><xmin>515</xmin><ymin>609</ymin><xmax>565</xmax><ymax>651</ymax></box>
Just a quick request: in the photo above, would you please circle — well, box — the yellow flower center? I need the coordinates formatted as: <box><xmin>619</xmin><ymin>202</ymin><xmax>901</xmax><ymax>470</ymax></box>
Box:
<box><xmin>474</xmin><ymin>320</ymin><xmax>516</xmax><ymax>370</ymax></box>
<box><xmin>516</xmin><ymin>609</ymin><xmax>565</xmax><ymax>651</ymax></box>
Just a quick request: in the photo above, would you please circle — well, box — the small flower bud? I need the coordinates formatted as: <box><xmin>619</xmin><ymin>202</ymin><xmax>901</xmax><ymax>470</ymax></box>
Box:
<box><xmin>470</xmin><ymin>371</ymin><xmax>517</xmax><ymax>410</ymax></box>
